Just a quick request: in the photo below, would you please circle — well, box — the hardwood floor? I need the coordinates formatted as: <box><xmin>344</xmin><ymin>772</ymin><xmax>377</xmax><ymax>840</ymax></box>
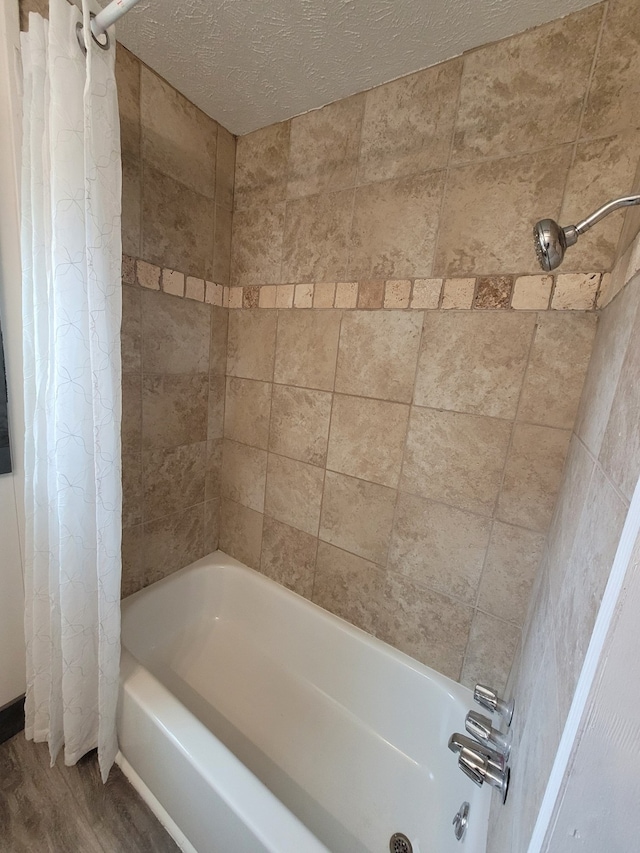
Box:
<box><xmin>0</xmin><ymin>734</ymin><xmax>180</xmax><ymax>852</ymax></box>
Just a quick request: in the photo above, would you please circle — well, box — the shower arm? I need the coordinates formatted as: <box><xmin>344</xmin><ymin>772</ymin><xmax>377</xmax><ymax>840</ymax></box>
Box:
<box><xmin>564</xmin><ymin>195</ymin><xmax>640</xmax><ymax>245</ymax></box>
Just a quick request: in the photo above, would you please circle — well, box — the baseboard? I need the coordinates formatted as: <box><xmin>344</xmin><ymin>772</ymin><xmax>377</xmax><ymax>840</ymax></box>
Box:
<box><xmin>0</xmin><ymin>695</ymin><xmax>25</xmax><ymax>744</ymax></box>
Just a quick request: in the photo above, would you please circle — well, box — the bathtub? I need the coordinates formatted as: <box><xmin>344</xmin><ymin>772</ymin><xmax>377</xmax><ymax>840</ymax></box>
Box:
<box><xmin>117</xmin><ymin>551</ymin><xmax>491</xmax><ymax>853</ymax></box>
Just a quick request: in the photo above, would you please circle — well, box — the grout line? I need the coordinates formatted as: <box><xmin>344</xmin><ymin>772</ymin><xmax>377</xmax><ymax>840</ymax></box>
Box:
<box><xmin>253</xmin><ymin>308</ymin><xmax>280</xmax><ymax>572</ymax></box>
<box><xmin>345</xmin><ymin>96</ymin><xmax>367</xmax><ymax>281</ymax></box>
<box><xmin>429</xmin><ymin>57</ymin><xmax>466</xmax><ymax>278</ymax></box>
<box><xmin>311</xmin><ymin>308</ymin><xmax>345</xmax><ymax>601</ymax></box>
<box><xmin>383</xmin><ymin>311</ymin><xmax>426</xmax><ymax>583</ymax></box>
<box><xmin>556</xmin><ymin>1</ymin><xmax>610</xmax><ymax>224</ymax></box>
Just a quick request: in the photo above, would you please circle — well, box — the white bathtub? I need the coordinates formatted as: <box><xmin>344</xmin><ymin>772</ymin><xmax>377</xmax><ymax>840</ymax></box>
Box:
<box><xmin>117</xmin><ymin>551</ymin><xmax>491</xmax><ymax>853</ymax></box>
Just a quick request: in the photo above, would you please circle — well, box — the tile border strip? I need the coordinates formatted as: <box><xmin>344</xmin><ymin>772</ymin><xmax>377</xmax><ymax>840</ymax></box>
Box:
<box><xmin>122</xmin><ymin>256</ymin><xmax>606</xmax><ymax>312</ymax></box>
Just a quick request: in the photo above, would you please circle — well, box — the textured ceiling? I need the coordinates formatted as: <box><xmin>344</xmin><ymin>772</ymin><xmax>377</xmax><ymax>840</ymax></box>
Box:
<box><xmin>106</xmin><ymin>0</ymin><xmax>601</xmax><ymax>136</ymax></box>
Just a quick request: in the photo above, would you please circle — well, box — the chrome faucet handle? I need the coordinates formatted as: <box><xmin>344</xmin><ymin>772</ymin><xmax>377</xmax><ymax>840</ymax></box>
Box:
<box><xmin>449</xmin><ymin>732</ymin><xmax>510</xmax><ymax>802</ymax></box>
<box><xmin>448</xmin><ymin>732</ymin><xmax>497</xmax><ymax>762</ymax></box>
<box><xmin>458</xmin><ymin>746</ymin><xmax>486</xmax><ymax>786</ymax></box>
<box><xmin>473</xmin><ymin>684</ymin><xmax>514</xmax><ymax>727</ymax></box>
<box><xmin>465</xmin><ymin>710</ymin><xmax>512</xmax><ymax>759</ymax></box>
<box><xmin>457</xmin><ymin>744</ymin><xmax>510</xmax><ymax>804</ymax></box>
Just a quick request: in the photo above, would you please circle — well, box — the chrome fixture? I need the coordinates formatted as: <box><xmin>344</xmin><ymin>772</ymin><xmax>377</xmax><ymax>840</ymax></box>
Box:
<box><xmin>466</xmin><ymin>710</ymin><xmax>511</xmax><ymax>759</ymax></box>
<box><xmin>474</xmin><ymin>683</ymin><xmax>514</xmax><ymax>726</ymax></box>
<box><xmin>448</xmin><ymin>734</ymin><xmax>510</xmax><ymax>803</ymax></box>
<box><xmin>533</xmin><ymin>195</ymin><xmax>640</xmax><ymax>271</ymax></box>
<box><xmin>452</xmin><ymin>801</ymin><xmax>470</xmax><ymax>842</ymax></box>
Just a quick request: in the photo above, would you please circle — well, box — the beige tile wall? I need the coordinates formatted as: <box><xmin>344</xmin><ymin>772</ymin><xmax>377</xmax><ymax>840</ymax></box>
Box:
<box><xmin>221</xmin><ymin>0</ymin><xmax>640</xmax><ymax>691</ymax></box>
<box><xmin>486</xmin><ymin>243</ymin><xmax>640</xmax><ymax>850</ymax></box>
<box><xmin>120</xmin><ymin>260</ymin><xmax>228</xmax><ymax>596</ymax></box>
<box><xmin>218</xmin><ymin>305</ymin><xmax>596</xmax><ymax>687</ymax></box>
<box><xmin>115</xmin><ymin>44</ymin><xmax>235</xmax><ymax>284</ymax></box>
<box><xmin>113</xmin><ymin>45</ymin><xmax>235</xmax><ymax>595</ymax></box>
<box><xmin>231</xmin><ymin>1</ymin><xmax>640</xmax><ymax>287</ymax></box>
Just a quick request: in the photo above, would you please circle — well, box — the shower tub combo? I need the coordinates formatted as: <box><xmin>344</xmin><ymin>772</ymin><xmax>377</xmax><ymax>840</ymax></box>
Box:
<box><xmin>117</xmin><ymin>552</ymin><xmax>491</xmax><ymax>853</ymax></box>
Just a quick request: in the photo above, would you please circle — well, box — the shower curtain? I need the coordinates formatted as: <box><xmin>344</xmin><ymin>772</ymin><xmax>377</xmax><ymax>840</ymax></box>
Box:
<box><xmin>21</xmin><ymin>0</ymin><xmax>122</xmax><ymax>781</ymax></box>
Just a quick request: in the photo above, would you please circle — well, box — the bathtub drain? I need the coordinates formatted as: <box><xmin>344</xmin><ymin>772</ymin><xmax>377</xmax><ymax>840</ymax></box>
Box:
<box><xmin>389</xmin><ymin>832</ymin><xmax>413</xmax><ymax>853</ymax></box>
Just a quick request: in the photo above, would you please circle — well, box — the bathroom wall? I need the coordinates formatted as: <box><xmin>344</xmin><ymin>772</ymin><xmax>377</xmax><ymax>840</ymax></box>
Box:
<box><xmin>489</xmin><ymin>207</ymin><xmax>640</xmax><ymax>853</ymax></box>
<box><xmin>18</xmin><ymin>0</ymin><xmax>236</xmax><ymax>597</ymax></box>
<box><xmin>487</xmin><ymin>239</ymin><xmax>640</xmax><ymax>853</ymax></box>
<box><xmin>485</xmin><ymin>2</ymin><xmax>640</xmax><ymax>848</ymax></box>
<box><xmin>220</xmin><ymin>0</ymin><xmax>640</xmax><ymax>689</ymax></box>
<box><xmin>115</xmin><ymin>44</ymin><xmax>234</xmax><ymax>596</ymax></box>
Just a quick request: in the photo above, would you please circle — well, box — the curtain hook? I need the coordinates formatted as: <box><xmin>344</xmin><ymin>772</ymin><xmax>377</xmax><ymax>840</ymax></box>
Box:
<box><xmin>76</xmin><ymin>12</ymin><xmax>111</xmax><ymax>55</ymax></box>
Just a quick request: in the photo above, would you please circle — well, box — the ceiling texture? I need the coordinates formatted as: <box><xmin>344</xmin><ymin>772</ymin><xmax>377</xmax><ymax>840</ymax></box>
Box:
<box><xmin>106</xmin><ymin>0</ymin><xmax>601</xmax><ymax>136</ymax></box>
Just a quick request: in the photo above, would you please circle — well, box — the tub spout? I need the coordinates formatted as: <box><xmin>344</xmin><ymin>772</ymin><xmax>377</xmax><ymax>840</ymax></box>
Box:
<box><xmin>448</xmin><ymin>733</ymin><xmax>510</xmax><ymax>803</ymax></box>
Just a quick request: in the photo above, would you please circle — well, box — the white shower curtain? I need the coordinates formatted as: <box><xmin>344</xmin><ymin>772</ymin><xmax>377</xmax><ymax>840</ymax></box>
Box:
<box><xmin>21</xmin><ymin>0</ymin><xmax>122</xmax><ymax>781</ymax></box>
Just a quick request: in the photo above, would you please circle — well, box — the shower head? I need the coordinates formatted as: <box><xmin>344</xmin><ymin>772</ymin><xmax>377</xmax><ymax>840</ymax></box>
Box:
<box><xmin>533</xmin><ymin>219</ymin><xmax>577</xmax><ymax>272</ymax></box>
<box><xmin>533</xmin><ymin>194</ymin><xmax>640</xmax><ymax>272</ymax></box>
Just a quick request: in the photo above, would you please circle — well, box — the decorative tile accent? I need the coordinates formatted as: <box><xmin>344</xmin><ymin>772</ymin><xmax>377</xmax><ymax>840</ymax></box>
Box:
<box><xmin>185</xmin><ymin>276</ymin><xmax>205</xmax><ymax>301</ymax></box>
<box><xmin>122</xmin><ymin>255</ymin><xmax>607</xmax><ymax>314</ymax></box>
<box><xmin>474</xmin><ymin>276</ymin><xmax>513</xmax><ymax>309</ymax></box>
<box><xmin>334</xmin><ymin>281</ymin><xmax>358</xmax><ymax>308</ymax></box>
<box><xmin>122</xmin><ymin>254</ymin><xmax>136</xmax><ymax>285</ymax></box>
<box><xmin>552</xmin><ymin>274</ymin><xmax>600</xmax><ymax>310</ymax></box>
<box><xmin>512</xmin><ymin>275</ymin><xmax>553</xmax><ymax>310</ymax></box>
<box><xmin>259</xmin><ymin>285</ymin><xmax>277</xmax><ymax>308</ymax></box>
<box><xmin>411</xmin><ymin>279</ymin><xmax>442</xmax><ymax>309</ymax></box>
<box><xmin>294</xmin><ymin>283</ymin><xmax>313</xmax><ymax>308</ymax></box>
<box><xmin>276</xmin><ymin>284</ymin><xmax>295</xmax><ymax>308</ymax></box>
<box><xmin>441</xmin><ymin>278</ymin><xmax>475</xmax><ymax>309</ymax></box>
<box><xmin>205</xmin><ymin>281</ymin><xmax>224</xmax><ymax>306</ymax></box>
<box><xmin>162</xmin><ymin>268</ymin><xmax>184</xmax><ymax>297</ymax></box>
<box><xmin>384</xmin><ymin>280</ymin><xmax>411</xmax><ymax>309</ymax></box>
<box><xmin>242</xmin><ymin>285</ymin><xmax>260</xmax><ymax>308</ymax></box>
<box><xmin>228</xmin><ymin>287</ymin><xmax>243</xmax><ymax>309</ymax></box>
<box><xmin>313</xmin><ymin>282</ymin><xmax>336</xmax><ymax>308</ymax></box>
<box><xmin>136</xmin><ymin>259</ymin><xmax>161</xmax><ymax>290</ymax></box>
<box><xmin>357</xmin><ymin>279</ymin><xmax>385</xmax><ymax>309</ymax></box>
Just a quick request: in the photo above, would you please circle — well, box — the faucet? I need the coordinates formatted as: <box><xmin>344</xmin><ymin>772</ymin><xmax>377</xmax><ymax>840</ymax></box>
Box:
<box><xmin>448</xmin><ymin>733</ymin><xmax>510</xmax><ymax>803</ymax></box>
<box><xmin>465</xmin><ymin>710</ymin><xmax>511</xmax><ymax>759</ymax></box>
<box><xmin>473</xmin><ymin>684</ymin><xmax>514</xmax><ymax>726</ymax></box>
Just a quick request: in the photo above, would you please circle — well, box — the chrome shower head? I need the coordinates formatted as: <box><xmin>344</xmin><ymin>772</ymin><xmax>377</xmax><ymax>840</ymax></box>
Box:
<box><xmin>533</xmin><ymin>194</ymin><xmax>640</xmax><ymax>272</ymax></box>
<box><xmin>533</xmin><ymin>219</ymin><xmax>577</xmax><ymax>272</ymax></box>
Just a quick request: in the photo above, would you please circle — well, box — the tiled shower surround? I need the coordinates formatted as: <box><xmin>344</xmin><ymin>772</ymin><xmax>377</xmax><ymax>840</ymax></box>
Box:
<box><xmin>19</xmin><ymin>0</ymin><xmax>640</xmax><ymax>694</ymax></box>
<box><xmin>215</xmin><ymin>0</ymin><xmax>640</xmax><ymax>690</ymax></box>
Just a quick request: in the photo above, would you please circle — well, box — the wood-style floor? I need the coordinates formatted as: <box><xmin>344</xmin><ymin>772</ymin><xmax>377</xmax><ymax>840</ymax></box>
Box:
<box><xmin>0</xmin><ymin>734</ymin><xmax>180</xmax><ymax>853</ymax></box>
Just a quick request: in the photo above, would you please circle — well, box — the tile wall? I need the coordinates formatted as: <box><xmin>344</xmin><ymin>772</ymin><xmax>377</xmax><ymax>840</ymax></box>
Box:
<box><xmin>19</xmin><ymin>0</ymin><xmax>640</xmax><ymax>698</ymax></box>
<box><xmin>113</xmin><ymin>44</ymin><xmax>235</xmax><ymax>596</ymax></box>
<box><xmin>222</xmin><ymin>0</ymin><xmax>640</xmax><ymax>688</ymax></box>
<box><xmin>218</xmin><ymin>303</ymin><xmax>596</xmax><ymax>686</ymax></box>
<box><xmin>486</xmin><ymin>226</ymin><xmax>640</xmax><ymax>850</ymax></box>
<box><xmin>120</xmin><ymin>258</ymin><xmax>228</xmax><ymax>596</ymax></box>
<box><xmin>231</xmin><ymin>1</ymin><xmax>640</xmax><ymax>288</ymax></box>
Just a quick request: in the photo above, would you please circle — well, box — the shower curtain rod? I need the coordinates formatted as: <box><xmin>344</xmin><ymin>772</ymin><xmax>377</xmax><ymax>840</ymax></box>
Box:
<box><xmin>92</xmin><ymin>0</ymin><xmax>142</xmax><ymax>35</ymax></box>
<box><xmin>76</xmin><ymin>0</ymin><xmax>142</xmax><ymax>52</ymax></box>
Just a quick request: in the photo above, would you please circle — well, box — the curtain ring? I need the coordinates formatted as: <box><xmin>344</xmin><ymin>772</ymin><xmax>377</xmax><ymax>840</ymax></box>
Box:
<box><xmin>76</xmin><ymin>13</ymin><xmax>111</xmax><ymax>54</ymax></box>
